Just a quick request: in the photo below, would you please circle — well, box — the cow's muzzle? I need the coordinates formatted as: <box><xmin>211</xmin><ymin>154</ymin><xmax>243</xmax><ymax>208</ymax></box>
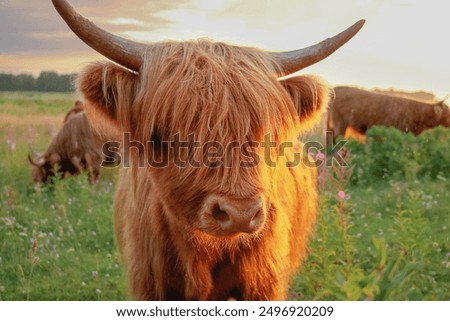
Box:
<box><xmin>200</xmin><ymin>194</ymin><xmax>266</xmax><ymax>236</ymax></box>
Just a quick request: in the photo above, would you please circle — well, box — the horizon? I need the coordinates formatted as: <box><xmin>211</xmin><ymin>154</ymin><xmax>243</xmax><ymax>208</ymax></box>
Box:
<box><xmin>1</xmin><ymin>0</ymin><xmax>449</xmax><ymax>98</ymax></box>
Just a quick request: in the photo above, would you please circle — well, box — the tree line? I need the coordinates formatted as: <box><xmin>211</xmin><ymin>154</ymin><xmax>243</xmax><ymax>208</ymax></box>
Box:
<box><xmin>0</xmin><ymin>71</ymin><xmax>76</xmax><ymax>92</ymax></box>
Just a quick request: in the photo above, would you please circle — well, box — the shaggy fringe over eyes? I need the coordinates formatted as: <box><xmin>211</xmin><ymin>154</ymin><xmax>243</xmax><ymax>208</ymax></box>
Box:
<box><xmin>77</xmin><ymin>40</ymin><xmax>329</xmax><ymax>195</ymax></box>
<box><xmin>134</xmin><ymin>40</ymin><xmax>300</xmax><ymax>141</ymax></box>
<box><xmin>131</xmin><ymin>40</ymin><xmax>304</xmax><ymax>192</ymax></box>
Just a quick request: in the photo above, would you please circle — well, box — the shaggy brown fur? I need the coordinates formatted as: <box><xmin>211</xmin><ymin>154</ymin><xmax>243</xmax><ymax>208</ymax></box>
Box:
<box><xmin>78</xmin><ymin>40</ymin><xmax>330</xmax><ymax>300</ymax></box>
<box><xmin>29</xmin><ymin>101</ymin><xmax>120</xmax><ymax>183</ymax></box>
<box><xmin>328</xmin><ymin>86</ymin><xmax>450</xmax><ymax>141</ymax></box>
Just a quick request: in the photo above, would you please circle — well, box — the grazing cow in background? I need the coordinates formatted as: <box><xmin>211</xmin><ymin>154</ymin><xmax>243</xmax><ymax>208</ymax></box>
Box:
<box><xmin>327</xmin><ymin>86</ymin><xmax>450</xmax><ymax>143</ymax></box>
<box><xmin>52</xmin><ymin>0</ymin><xmax>364</xmax><ymax>300</ymax></box>
<box><xmin>28</xmin><ymin>100</ymin><xmax>120</xmax><ymax>183</ymax></box>
<box><xmin>62</xmin><ymin>99</ymin><xmax>84</xmax><ymax>122</ymax></box>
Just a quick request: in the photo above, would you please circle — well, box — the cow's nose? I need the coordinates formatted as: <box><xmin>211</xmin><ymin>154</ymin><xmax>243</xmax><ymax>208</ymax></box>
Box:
<box><xmin>202</xmin><ymin>195</ymin><xmax>265</xmax><ymax>234</ymax></box>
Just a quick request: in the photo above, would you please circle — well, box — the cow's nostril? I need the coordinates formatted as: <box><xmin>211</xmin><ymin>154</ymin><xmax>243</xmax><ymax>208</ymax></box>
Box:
<box><xmin>211</xmin><ymin>204</ymin><xmax>229</xmax><ymax>223</ymax></box>
<box><xmin>201</xmin><ymin>195</ymin><xmax>266</xmax><ymax>235</ymax></box>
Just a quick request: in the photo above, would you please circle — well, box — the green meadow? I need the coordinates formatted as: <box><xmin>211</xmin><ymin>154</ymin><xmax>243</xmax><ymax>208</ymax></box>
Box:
<box><xmin>0</xmin><ymin>92</ymin><xmax>448</xmax><ymax>300</ymax></box>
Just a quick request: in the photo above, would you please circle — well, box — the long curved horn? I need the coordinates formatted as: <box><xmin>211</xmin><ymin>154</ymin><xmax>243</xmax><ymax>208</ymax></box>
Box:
<box><xmin>28</xmin><ymin>142</ymin><xmax>40</xmax><ymax>158</ymax></box>
<box><xmin>271</xmin><ymin>19</ymin><xmax>365</xmax><ymax>75</ymax></box>
<box><xmin>28</xmin><ymin>154</ymin><xmax>45</xmax><ymax>167</ymax></box>
<box><xmin>51</xmin><ymin>0</ymin><xmax>146</xmax><ymax>72</ymax></box>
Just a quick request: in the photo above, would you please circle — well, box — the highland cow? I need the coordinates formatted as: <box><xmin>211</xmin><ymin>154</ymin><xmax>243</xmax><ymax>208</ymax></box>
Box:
<box><xmin>28</xmin><ymin>100</ymin><xmax>120</xmax><ymax>183</ymax></box>
<box><xmin>328</xmin><ymin>86</ymin><xmax>450</xmax><ymax>142</ymax></box>
<box><xmin>52</xmin><ymin>0</ymin><xmax>364</xmax><ymax>300</ymax></box>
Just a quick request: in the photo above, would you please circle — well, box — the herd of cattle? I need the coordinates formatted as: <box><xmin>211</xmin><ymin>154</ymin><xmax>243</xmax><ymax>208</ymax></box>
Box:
<box><xmin>26</xmin><ymin>0</ymin><xmax>448</xmax><ymax>300</ymax></box>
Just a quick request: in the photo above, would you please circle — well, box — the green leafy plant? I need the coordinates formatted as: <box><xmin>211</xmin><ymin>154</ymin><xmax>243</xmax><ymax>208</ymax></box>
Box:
<box><xmin>347</xmin><ymin>126</ymin><xmax>450</xmax><ymax>185</ymax></box>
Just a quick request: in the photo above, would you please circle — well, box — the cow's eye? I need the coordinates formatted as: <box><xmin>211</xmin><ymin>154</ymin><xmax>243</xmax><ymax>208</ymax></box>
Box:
<box><xmin>150</xmin><ymin>129</ymin><xmax>168</xmax><ymax>154</ymax></box>
<box><xmin>150</xmin><ymin>130</ymin><xmax>161</xmax><ymax>146</ymax></box>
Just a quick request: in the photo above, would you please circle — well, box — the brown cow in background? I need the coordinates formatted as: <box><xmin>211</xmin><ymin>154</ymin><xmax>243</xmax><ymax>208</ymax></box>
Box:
<box><xmin>52</xmin><ymin>0</ymin><xmax>364</xmax><ymax>300</ymax></box>
<box><xmin>28</xmin><ymin>100</ymin><xmax>120</xmax><ymax>183</ymax></box>
<box><xmin>327</xmin><ymin>86</ymin><xmax>450</xmax><ymax>142</ymax></box>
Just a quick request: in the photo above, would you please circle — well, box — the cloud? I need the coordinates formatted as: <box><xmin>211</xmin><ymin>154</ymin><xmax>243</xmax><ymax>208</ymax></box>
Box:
<box><xmin>108</xmin><ymin>18</ymin><xmax>148</xmax><ymax>27</ymax></box>
<box><xmin>0</xmin><ymin>1</ymin><xmax>82</xmax><ymax>54</ymax></box>
<box><xmin>26</xmin><ymin>31</ymin><xmax>76</xmax><ymax>40</ymax></box>
<box><xmin>0</xmin><ymin>0</ymin><xmax>189</xmax><ymax>54</ymax></box>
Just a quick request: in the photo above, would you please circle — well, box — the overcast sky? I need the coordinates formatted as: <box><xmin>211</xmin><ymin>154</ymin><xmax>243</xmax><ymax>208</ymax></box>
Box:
<box><xmin>0</xmin><ymin>0</ymin><xmax>448</xmax><ymax>97</ymax></box>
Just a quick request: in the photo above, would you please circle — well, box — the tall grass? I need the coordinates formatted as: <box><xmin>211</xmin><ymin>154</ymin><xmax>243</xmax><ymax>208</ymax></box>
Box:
<box><xmin>293</xmin><ymin>129</ymin><xmax>449</xmax><ymax>300</ymax></box>
<box><xmin>0</xmin><ymin>170</ymin><xmax>125</xmax><ymax>300</ymax></box>
<box><xmin>0</xmin><ymin>92</ymin><xmax>126</xmax><ymax>300</ymax></box>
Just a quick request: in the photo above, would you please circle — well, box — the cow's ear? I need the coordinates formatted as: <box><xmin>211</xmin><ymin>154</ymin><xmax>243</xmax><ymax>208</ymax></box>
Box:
<box><xmin>76</xmin><ymin>62</ymin><xmax>139</xmax><ymax>128</ymax></box>
<box><xmin>280</xmin><ymin>75</ymin><xmax>331</xmax><ymax>128</ymax></box>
